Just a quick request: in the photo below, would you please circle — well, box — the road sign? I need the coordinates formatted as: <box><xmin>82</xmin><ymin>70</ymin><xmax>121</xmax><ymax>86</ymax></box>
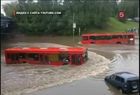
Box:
<box><xmin>73</xmin><ymin>23</ymin><xmax>76</xmax><ymax>28</ymax></box>
<box><xmin>118</xmin><ymin>11</ymin><xmax>125</xmax><ymax>19</ymax></box>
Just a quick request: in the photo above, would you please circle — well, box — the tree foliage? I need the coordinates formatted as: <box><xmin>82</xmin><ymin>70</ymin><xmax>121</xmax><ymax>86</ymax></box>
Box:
<box><xmin>118</xmin><ymin>0</ymin><xmax>139</xmax><ymax>18</ymax></box>
<box><xmin>3</xmin><ymin>0</ymin><xmax>137</xmax><ymax>35</ymax></box>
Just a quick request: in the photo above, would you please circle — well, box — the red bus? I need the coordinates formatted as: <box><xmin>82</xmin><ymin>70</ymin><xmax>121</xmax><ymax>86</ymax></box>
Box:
<box><xmin>81</xmin><ymin>33</ymin><xmax>135</xmax><ymax>45</ymax></box>
<box><xmin>4</xmin><ymin>47</ymin><xmax>88</xmax><ymax>66</ymax></box>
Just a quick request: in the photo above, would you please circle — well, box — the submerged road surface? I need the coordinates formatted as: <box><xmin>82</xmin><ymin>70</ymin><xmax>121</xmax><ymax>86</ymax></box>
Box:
<box><xmin>1</xmin><ymin>37</ymin><xmax>139</xmax><ymax>95</ymax></box>
<box><xmin>26</xmin><ymin>40</ymin><xmax>139</xmax><ymax>95</ymax></box>
<box><xmin>1</xmin><ymin>43</ymin><xmax>110</xmax><ymax>95</ymax></box>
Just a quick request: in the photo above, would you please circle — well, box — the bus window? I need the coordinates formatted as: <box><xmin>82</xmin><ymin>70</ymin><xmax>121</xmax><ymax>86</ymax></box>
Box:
<box><xmin>59</xmin><ymin>53</ymin><xmax>69</xmax><ymax>60</ymax></box>
<box><xmin>71</xmin><ymin>55</ymin><xmax>81</xmax><ymax>65</ymax></box>
<box><xmin>90</xmin><ymin>36</ymin><xmax>96</xmax><ymax>40</ymax></box>
<box><xmin>59</xmin><ymin>53</ymin><xmax>69</xmax><ymax>65</ymax></box>
<box><xmin>28</xmin><ymin>53</ymin><xmax>39</xmax><ymax>61</ymax></box>
<box><xmin>90</xmin><ymin>36</ymin><xmax>111</xmax><ymax>40</ymax></box>
<box><xmin>44</xmin><ymin>55</ymin><xmax>48</xmax><ymax>61</ymax></box>
<box><xmin>128</xmin><ymin>35</ymin><xmax>133</xmax><ymax>38</ymax></box>
<box><xmin>119</xmin><ymin>35</ymin><xmax>123</xmax><ymax>38</ymax></box>
<box><xmin>113</xmin><ymin>35</ymin><xmax>123</xmax><ymax>39</ymax></box>
<box><xmin>10</xmin><ymin>53</ymin><xmax>19</xmax><ymax>60</ymax></box>
<box><xmin>40</xmin><ymin>54</ymin><xmax>43</xmax><ymax>61</ymax></box>
<box><xmin>104</xmin><ymin>36</ymin><xmax>111</xmax><ymax>40</ymax></box>
<box><xmin>77</xmin><ymin>56</ymin><xmax>81</xmax><ymax>63</ymax></box>
<box><xmin>48</xmin><ymin>54</ymin><xmax>59</xmax><ymax>62</ymax></box>
<box><xmin>71</xmin><ymin>55</ymin><xmax>77</xmax><ymax>64</ymax></box>
<box><xmin>83</xmin><ymin>36</ymin><xmax>88</xmax><ymax>40</ymax></box>
<box><xmin>19</xmin><ymin>53</ymin><xmax>26</xmax><ymax>59</ymax></box>
<box><xmin>112</xmin><ymin>35</ymin><xmax>119</xmax><ymax>39</ymax></box>
<box><xmin>123</xmin><ymin>35</ymin><xmax>128</xmax><ymax>39</ymax></box>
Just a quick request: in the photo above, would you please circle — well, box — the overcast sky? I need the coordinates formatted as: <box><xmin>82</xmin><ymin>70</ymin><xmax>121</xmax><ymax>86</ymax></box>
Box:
<box><xmin>1</xmin><ymin>0</ymin><xmax>17</xmax><ymax>15</ymax></box>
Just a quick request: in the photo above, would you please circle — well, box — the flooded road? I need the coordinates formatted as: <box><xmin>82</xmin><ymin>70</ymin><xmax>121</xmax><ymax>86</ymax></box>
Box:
<box><xmin>1</xmin><ymin>36</ymin><xmax>139</xmax><ymax>95</ymax></box>
<box><xmin>26</xmin><ymin>42</ymin><xmax>139</xmax><ymax>95</ymax></box>
<box><xmin>1</xmin><ymin>42</ymin><xmax>110</xmax><ymax>95</ymax></box>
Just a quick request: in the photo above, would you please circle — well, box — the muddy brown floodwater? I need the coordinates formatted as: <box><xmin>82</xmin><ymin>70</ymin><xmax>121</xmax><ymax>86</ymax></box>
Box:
<box><xmin>1</xmin><ymin>36</ymin><xmax>139</xmax><ymax>95</ymax></box>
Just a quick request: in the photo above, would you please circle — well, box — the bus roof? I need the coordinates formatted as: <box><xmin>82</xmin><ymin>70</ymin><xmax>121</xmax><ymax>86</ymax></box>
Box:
<box><xmin>5</xmin><ymin>47</ymin><xmax>87</xmax><ymax>54</ymax></box>
<box><xmin>82</xmin><ymin>33</ymin><xmax>135</xmax><ymax>36</ymax></box>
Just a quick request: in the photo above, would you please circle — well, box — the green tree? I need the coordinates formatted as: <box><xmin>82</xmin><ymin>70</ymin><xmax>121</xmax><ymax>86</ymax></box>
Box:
<box><xmin>118</xmin><ymin>0</ymin><xmax>139</xmax><ymax>18</ymax></box>
<box><xmin>3</xmin><ymin>0</ymin><xmax>119</xmax><ymax>35</ymax></box>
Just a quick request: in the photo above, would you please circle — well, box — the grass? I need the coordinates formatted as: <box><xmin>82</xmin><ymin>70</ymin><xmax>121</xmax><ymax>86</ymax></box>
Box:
<box><xmin>87</xmin><ymin>17</ymin><xmax>139</xmax><ymax>33</ymax></box>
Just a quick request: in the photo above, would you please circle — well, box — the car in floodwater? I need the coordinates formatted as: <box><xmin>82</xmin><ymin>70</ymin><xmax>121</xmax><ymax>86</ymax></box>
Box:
<box><xmin>104</xmin><ymin>72</ymin><xmax>139</xmax><ymax>94</ymax></box>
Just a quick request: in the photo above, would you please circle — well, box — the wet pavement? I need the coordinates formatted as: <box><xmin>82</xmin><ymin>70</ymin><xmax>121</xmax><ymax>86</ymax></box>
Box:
<box><xmin>1</xmin><ymin>36</ymin><xmax>139</xmax><ymax>95</ymax></box>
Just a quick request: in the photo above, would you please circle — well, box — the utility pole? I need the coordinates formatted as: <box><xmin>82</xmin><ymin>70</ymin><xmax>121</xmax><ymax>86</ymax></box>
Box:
<box><xmin>73</xmin><ymin>13</ymin><xmax>74</xmax><ymax>45</ymax></box>
<box><xmin>73</xmin><ymin>13</ymin><xmax>76</xmax><ymax>46</ymax></box>
<box><xmin>138</xmin><ymin>8</ymin><xmax>139</xmax><ymax>17</ymax></box>
<box><xmin>52</xmin><ymin>0</ymin><xmax>54</xmax><ymax>8</ymax></box>
<box><xmin>79</xmin><ymin>27</ymin><xmax>81</xmax><ymax>42</ymax></box>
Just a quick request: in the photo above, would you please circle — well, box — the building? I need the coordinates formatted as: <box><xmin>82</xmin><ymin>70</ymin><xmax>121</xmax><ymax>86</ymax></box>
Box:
<box><xmin>1</xmin><ymin>14</ymin><xmax>15</xmax><ymax>38</ymax></box>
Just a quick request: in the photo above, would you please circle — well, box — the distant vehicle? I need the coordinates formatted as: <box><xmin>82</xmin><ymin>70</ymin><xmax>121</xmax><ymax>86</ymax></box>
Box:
<box><xmin>4</xmin><ymin>47</ymin><xmax>88</xmax><ymax>66</ymax></box>
<box><xmin>133</xmin><ymin>17</ymin><xmax>139</xmax><ymax>22</ymax></box>
<box><xmin>104</xmin><ymin>72</ymin><xmax>139</xmax><ymax>94</ymax></box>
<box><xmin>81</xmin><ymin>33</ymin><xmax>135</xmax><ymax>45</ymax></box>
<box><xmin>127</xmin><ymin>18</ymin><xmax>133</xmax><ymax>21</ymax></box>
